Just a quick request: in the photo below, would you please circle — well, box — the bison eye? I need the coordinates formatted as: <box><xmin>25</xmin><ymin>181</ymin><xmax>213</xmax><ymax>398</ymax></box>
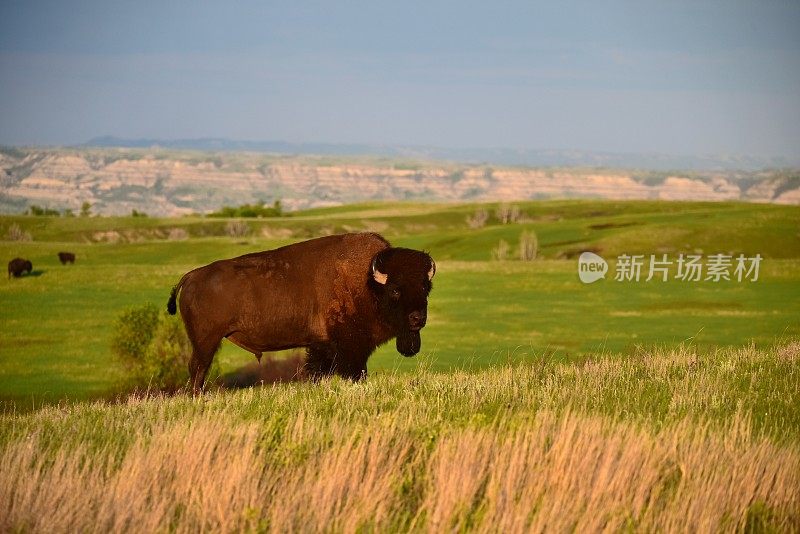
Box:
<box><xmin>390</xmin><ymin>288</ymin><xmax>401</xmax><ymax>300</ymax></box>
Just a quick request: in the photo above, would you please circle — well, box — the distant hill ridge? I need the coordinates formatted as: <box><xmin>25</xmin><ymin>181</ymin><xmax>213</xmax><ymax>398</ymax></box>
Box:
<box><xmin>83</xmin><ymin>136</ymin><xmax>800</xmax><ymax>172</ymax></box>
<box><xmin>1</xmin><ymin>145</ymin><xmax>798</xmax><ymax>216</ymax></box>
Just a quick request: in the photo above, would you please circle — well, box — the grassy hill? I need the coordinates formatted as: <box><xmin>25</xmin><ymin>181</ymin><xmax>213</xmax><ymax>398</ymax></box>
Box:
<box><xmin>1</xmin><ymin>200</ymin><xmax>799</xmax><ymax>407</ymax></box>
<box><xmin>1</xmin><ymin>343</ymin><xmax>798</xmax><ymax>531</ymax></box>
<box><xmin>1</xmin><ymin>199</ymin><xmax>799</xmax><ymax>531</ymax></box>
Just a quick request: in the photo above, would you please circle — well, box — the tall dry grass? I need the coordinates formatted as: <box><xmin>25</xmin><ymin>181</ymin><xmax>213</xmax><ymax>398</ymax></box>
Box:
<box><xmin>1</xmin><ymin>343</ymin><xmax>799</xmax><ymax>532</ymax></box>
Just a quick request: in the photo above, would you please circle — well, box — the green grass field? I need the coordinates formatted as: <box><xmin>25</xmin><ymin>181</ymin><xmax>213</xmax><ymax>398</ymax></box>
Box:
<box><xmin>1</xmin><ymin>200</ymin><xmax>799</xmax><ymax>407</ymax></box>
<box><xmin>1</xmin><ymin>344</ymin><xmax>798</xmax><ymax>531</ymax></box>
<box><xmin>2</xmin><ymin>199</ymin><xmax>799</xmax><ymax>531</ymax></box>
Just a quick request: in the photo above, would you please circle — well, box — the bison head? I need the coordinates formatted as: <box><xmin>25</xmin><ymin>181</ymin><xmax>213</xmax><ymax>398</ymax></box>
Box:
<box><xmin>370</xmin><ymin>248</ymin><xmax>435</xmax><ymax>357</ymax></box>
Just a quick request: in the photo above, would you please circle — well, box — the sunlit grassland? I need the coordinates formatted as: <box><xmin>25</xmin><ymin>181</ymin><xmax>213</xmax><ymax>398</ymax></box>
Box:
<box><xmin>2</xmin><ymin>200</ymin><xmax>798</xmax><ymax>259</ymax></box>
<box><xmin>1</xmin><ymin>199</ymin><xmax>799</xmax><ymax>531</ymax></box>
<box><xmin>0</xmin><ymin>200</ymin><xmax>798</xmax><ymax>406</ymax></box>
<box><xmin>1</xmin><ymin>343</ymin><xmax>798</xmax><ymax>532</ymax></box>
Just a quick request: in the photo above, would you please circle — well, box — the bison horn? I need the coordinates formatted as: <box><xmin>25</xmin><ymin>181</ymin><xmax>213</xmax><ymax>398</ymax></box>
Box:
<box><xmin>371</xmin><ymin>255</ymin><xmax>388</xmax><ymax>285</ymax></box>
<box><xmin>428</xmin><ymin>259</ymin><xmax>436</xmax><ymax>281</ymax></box>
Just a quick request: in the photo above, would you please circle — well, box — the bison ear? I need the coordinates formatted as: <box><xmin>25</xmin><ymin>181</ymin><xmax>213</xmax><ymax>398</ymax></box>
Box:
<box><xmin>371</xmin><ymin>254</ymin><xmax>388</xmax><ymax>285</ymax></box>
<box><xmin>428</xmin><ymin>258</ymin><xmax>436</xmax><ymax>281</ymax></box>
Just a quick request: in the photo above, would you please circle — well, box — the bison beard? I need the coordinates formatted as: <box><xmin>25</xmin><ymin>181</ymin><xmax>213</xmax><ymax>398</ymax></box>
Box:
<box><xmin>396</xmin><ymin>330</ymin><xmax>421</xmax><ymax>356</ymax></box>
<box><xmin>167</xmin><ymin>233</ymin><xmax>435</xmax><ymax>393</ymax></box>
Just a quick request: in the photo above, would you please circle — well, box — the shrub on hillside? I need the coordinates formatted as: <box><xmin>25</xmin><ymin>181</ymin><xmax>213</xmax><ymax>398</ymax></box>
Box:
<box><xmin>225</xmin><ymin>220</ymin><xmax>251</xmax><ymax>237</ymax></box>
<box><xmin>26</xmin><ymin>204</ymin><xmax>61</xmax><ymax>216</ymax></box>
<box><xmin>209</xmin><ymin>200</ymin><xmax>283</xmax><ymax>218</ymax></box>
<box><xmin>519</xmin><ymin>230</ymin><xmax>538</xmax><ymax>261</ymax></box>
<box><xmin>5</xmin><ymin>223</ymin><xmax>32</xmax><ymax>242</ymax></box>
<box><xmin>466</xmin><ymin>208</ymin><xmax>489</xmax><ymax>229</ymax></box>
<box><xmin>492</xmin><ymin>239</ymin><xmax>510</xmax><ymax>260</ymax></box>
<box><xmin>142</xmin><ymin>314</ymin><xmax>195</xmax><ymax>391</ymax></box>
<box><xmin>111</xmin><ymin>303</ymin><xmax>216</xmax><ymax>392</ymax></box>
<box><xmin>111</xmin><ymin>303</ymin><xmax>160</xmax><ymax>367</ymax></box>
<box><xmin>495</xmin><ymin>203</ymin><xmax>521</xmax><ymax>224</ymax></box>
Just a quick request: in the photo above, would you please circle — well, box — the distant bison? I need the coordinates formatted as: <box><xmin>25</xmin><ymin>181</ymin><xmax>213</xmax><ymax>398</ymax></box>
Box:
<box><xmin>167</xmin><ymin>233</ymin><xmax>435</xmax><ymax>392</ymax></box>
<box><xmin>58</xmin><ymin>252</ymin><xmax>76</xmax><ymax>265</ymax></box>
<box><xmin>8</xmin><ymin>258</ymin><xmax>33</xmax><ymax>278</ymax></box>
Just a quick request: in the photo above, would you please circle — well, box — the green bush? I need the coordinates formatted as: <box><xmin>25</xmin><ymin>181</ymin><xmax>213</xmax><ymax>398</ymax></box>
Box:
<box><xmin>111</xmin><ymin>303</ymin><xmax>160</xmax><ymax>366</ymax></box>
<box><xmin>207</xmin><ymin>199</ymin><xmax>283</xmax><ymax>218</ymax></box>
<box><xmin>142</xmin><ymin>314</ymin><xmax>220</xmax><ymax>391</ymax></box>
<box><xmin>143</xmin><ymin>314</ymin><xmax>190</xmax><ymax>390</ymax></box>
<box><xmin>111</xmin><ymin>304</ymin><xmax>218</xmax><ymax>392</ymax></box>
<box><xmin>26</xmin><ymin>204</ymin><xmax>61</xmax><ymax>216</ymax></box>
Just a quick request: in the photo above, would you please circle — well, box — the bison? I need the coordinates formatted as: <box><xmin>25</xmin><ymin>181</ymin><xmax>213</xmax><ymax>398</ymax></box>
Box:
<box><xmin>58</xmin><ymin>252</ymin><xmax>76</xmax><ymax>265</ymax></box>
<box><xmin>167</xmin><ymin>233</ymin><xmax>435</xmax><ymax>392</ymax></box>
<box><xmin>8</xmin><ymin>258</ymin><xmax>32</xmax><ymax>278</ymax></box>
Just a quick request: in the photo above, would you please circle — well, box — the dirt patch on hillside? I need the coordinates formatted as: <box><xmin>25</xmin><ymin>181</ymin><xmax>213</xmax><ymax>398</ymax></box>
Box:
<box><xmin>557</xmin><ymin>246</ymin><xmax>603</xmax><ymax>259</ymax></box>
<box><xmin>260</xmin><ymin>227</ymin><xmax>295</xmax><ymax>238</ymax></box>
<box><xmin>588</xmin><ymin>221</ymin><xmax>640</xmax><ymax>230</ymax></box>
<box><xmin>92</xmin><ymin>230</ymin><xmax>121</xmax><ymax>243</ymax></box>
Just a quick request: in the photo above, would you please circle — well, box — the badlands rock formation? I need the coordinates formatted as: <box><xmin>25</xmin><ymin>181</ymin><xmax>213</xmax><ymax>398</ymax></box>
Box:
<box><xmin>1</xmin><ymin>148</ymin><xmax>797</xmax><ymax>215</ymax></box>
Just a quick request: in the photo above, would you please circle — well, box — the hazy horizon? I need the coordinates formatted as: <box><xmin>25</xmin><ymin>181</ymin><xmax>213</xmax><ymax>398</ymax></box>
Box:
<box><xmin>1</xmin><ymin>1</ymin><xmax>799</xmax><ymax>160</ymax></box>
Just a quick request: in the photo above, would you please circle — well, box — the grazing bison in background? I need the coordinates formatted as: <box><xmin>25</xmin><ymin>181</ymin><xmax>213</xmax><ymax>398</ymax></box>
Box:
<box><xmin>167</xmin><ymin>233</ymin><xmax>435</xmax><ymax>392</ymax></box>
<box><xmin>58</xmin><ymin>252</ymin><xmax>76</xmax><ymax>265</ymax></box>
<box><xmin>8</xmin><ymin>258</ymin><xmax>32</xmax><ymax>278</ymax></box>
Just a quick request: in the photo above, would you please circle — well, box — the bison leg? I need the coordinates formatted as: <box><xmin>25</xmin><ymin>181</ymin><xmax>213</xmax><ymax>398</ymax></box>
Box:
<box><xmin>329</xmin><ymin>337</ymin><xmax>373</xmax><ymax>381</ymax></box>
<box><xmin>304</xmin><ymin>344</ymin><xmax>335</xmax><ymax>381</ymax></box>
<box><xmin>335</xmin><ymin>359</ymin><xmax>368</xmax><ymax>381</ymax></box>
<box><xmin>188</xmin><ymin>335</ymin><xmax>221</xmax><ymax>394</ymax></box>
<box><xmin>305</xmin><ymin>337</ymin><xmax>374</xmax><ymax>382</ymax></box>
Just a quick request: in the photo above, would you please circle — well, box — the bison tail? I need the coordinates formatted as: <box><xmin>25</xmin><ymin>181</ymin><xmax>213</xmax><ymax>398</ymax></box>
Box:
<box><xmin>167</xmin><ymin>270</ymin><xmax>196</xmax><ymax>315</ymax></box>
<box><xmin>167</xmin><ymin>285</ymin><xmax>179</xmax><ymax>315</ymax></box>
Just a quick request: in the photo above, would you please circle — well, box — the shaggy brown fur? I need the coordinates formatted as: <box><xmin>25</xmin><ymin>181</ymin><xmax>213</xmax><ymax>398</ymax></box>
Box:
<box><xmin>7</xmin><ymin>258</ymin><xmax>32</xmax><ymax>279</ymax></box>
<box><xmin>57</xmin><ymin>252</ymin><xmax>76</xmax><ymax>265</ymax></box>
<box><xmin>167</xmin><ymin>233</ymin><xmax>435</xmax><ymax>393</ymax></box>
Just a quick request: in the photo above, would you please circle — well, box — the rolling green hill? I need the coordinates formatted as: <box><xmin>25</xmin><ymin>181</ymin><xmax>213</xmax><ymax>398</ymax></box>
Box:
<box><xmin>1</xmin><ymin>200</ymin><xmax>799</xmax><ymax>407</ymax></box>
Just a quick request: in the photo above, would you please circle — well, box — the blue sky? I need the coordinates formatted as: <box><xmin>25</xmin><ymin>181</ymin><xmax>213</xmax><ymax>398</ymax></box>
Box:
<box><xmin>1</xmin><ymin>1</ymin><xmax>798</xmax><ymax>158</ymax></box>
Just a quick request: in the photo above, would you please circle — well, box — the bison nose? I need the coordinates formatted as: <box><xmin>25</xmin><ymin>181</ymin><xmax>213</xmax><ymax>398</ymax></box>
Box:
<box><xmin>408</xmin><ymin>311</ymin><xmax>426</xmax><ymax>330</ymax></box>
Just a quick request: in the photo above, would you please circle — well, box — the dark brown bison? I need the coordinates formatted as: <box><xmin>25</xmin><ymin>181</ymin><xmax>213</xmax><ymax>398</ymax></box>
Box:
<box><xmin>58</xmin><ymin>252</ymin><xmax>76</xmax><ymax>265</ymax></box>
<box><xmin>167</xmin><ymin>233</ymin><xmax>435</xmax><ymax>392</ymax></box>
<box><xmin>8</xmin><ymin>258</ymin><xmax>33</xmax><ymax>278</ymax></box>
